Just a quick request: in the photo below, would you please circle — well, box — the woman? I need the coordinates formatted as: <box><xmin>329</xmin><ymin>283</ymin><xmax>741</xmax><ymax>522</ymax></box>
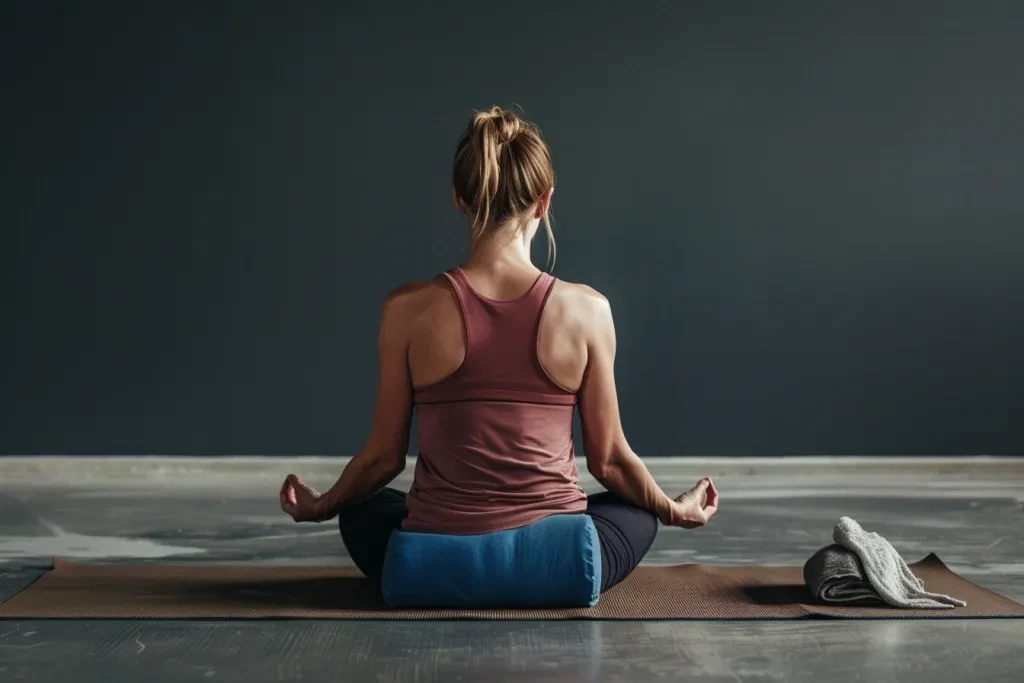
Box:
<box><xmin>280</xmin><ymin>106</ymin><xmax>719</xmax><ymax>593</ymax></box>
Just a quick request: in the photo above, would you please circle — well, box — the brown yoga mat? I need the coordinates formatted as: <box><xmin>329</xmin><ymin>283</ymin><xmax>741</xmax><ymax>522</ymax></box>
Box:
<box><xmin>1</xmin><ymin>554</ymin><xmax>1021</xmax><ymax>620</ymax></box>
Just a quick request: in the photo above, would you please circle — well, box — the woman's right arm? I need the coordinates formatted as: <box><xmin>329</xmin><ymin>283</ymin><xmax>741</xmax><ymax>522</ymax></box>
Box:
<box><xmin>577</xmin><ymin>290</ymin><xmax>718</xmax><ymax>528</ymax></box>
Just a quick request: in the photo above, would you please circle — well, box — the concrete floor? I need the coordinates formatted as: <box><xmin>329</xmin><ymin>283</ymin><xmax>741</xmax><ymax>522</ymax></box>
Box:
<box><xmin>0</xmin><ymin>457</ymin><xmax>1022</xmax><ymax>682</ymax></box>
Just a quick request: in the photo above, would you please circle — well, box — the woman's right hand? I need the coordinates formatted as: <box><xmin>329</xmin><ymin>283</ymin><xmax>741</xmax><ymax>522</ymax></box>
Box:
<box><xmin>670</xmin><ymin>477</ymin><xmax>719</xmax><ymax>529</ymax></box>
<box><xmin>279</xmin><ymin>474</ymin><xmax>330</xmax><ymax>523</ymax></box>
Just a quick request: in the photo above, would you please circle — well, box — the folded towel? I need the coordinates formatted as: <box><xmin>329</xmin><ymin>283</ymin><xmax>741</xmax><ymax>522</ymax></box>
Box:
<box><xmin>803</xmin><ymin>544</ymin><xmax>885</xmax><ymax>605</ymax></box>
<box><xmin>803</xmin><ymin>517</ymin><xmax>966</xmax><ymax>609</ymax></box>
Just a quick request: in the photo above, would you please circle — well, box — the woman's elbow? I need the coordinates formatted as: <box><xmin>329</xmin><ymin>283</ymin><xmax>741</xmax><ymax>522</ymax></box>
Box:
<box><xmin>585</xmin><ymin>436</ymin><xmax>633</xmax><ymax>482</ymax></box>
<box><xmin>356</xmin><ymin>447</ymin><xmax>406</xmax><ymax>480</ymax></box>
<box><xmin>585</xmin><ymin>451</ymin><xmax>614</xmax><ymax>481</ymax></box>
<box><xmin>377</xmin><ymin>452</ymin><xmax>406</xmax><ymax>479</ymax></box>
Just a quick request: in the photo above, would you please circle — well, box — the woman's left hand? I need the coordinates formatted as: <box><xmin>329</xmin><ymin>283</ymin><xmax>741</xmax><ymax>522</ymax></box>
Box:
<box><xmin>279</xmin><ymin>474</ymin><xmax>330</xmax><ymax>522</ymax></box>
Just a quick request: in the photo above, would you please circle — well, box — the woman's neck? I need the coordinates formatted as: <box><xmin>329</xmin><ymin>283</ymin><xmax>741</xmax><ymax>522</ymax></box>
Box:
<box><xmin>465</xmin><ymin>225</ymin><xmax>536</xmax><ymax>272</ymax></box>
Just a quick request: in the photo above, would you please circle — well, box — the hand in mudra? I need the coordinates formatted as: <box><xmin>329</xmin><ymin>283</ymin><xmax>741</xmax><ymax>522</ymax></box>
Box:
<box><xmin>672</xmin><ymin>477</ymin><xmax>719</xmax><ymax>529</ymax></box>
<box><xmin>279</xmin><ymin>474</ymin><xmax>329</xmax><ymax>522</ymax></box>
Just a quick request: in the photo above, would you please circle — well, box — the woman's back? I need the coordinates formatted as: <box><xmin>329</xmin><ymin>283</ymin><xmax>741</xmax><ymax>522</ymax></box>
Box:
<box><xmin>397</xmin><ymin>264</ymin><xmax>605</xmax><ymax>533</ymax></box>
<box><xmin>402</xmin><ymin>264</ymin><xmax>593</xmax><ymax>399</ymax></box>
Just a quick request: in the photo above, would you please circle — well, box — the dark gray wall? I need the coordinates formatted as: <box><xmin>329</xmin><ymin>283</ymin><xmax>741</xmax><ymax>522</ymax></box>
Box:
<box><xmin>3</xmin><ymin>2</ymin><xmax>1022</xmax><ymax>456</ymax></box>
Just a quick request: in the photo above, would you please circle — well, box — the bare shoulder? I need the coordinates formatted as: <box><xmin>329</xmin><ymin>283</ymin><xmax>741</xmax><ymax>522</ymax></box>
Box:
<box><xmin>544</xmin><ymin>278</ymin><xmax>615</xmax><ymax>360</ymax></box>
<box><xmin>549</xmin><ymin>279</ymin><xmax>614</xmax><ymax>327</ymax></box>
<box><xmin>379</xmin><ymin>277</ymin><xmax>457</xmax><ymax>331</ymax></box>
<box><xmin>382</xmin><ymin>278</ymin><xmax>449</xmax><ymax>310</ymax></box>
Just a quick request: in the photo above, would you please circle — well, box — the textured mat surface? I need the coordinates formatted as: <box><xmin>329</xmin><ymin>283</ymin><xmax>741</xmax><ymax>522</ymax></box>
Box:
<box><xmin>1</xmin><ymin>554</ymin><xmax>1021</xmax><ymax>620</ymax></box>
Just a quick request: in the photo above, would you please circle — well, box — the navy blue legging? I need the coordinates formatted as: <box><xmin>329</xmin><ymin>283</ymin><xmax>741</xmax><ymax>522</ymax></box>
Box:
<box><xmin>337</xmin><ymin>488</ymin><xmax>658</xmax><ymax>593</ymax></box>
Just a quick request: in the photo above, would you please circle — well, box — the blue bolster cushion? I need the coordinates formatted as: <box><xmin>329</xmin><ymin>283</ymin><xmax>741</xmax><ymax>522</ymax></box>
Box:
<box><xmin>381</xmin><ymin>514</ymin><xmax>601</xmax><ymax>608</ymax></box>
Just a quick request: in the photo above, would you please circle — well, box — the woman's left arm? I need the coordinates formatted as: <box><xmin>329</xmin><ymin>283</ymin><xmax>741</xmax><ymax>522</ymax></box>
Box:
<box><xmin>281</xmin><ymin>290</ymin><xmax>413</xmax><ymax>522</ymax></box>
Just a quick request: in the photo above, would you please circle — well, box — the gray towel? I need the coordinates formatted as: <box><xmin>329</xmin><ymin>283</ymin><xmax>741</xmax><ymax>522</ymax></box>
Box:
<box><xmin>804</xmin><ymin>517</ymin><xmax>966</xmax><ymax>609</ymax></box>
<box><xmin>803</xmin><ymin>544</ymin><xmax>885</xmax><ymax>605</ymax></box>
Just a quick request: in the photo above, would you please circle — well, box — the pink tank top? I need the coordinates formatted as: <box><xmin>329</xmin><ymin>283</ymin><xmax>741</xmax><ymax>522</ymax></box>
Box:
<box><xmin>404</xmin><ymin>267</ymin><xmax>588</xmax><ymax>534</ymax></box>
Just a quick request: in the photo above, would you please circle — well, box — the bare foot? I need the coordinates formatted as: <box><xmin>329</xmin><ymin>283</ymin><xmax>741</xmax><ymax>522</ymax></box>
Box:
<box><xmin>671</xmin><ymin>477</ymin><xmax>719</xmax><ymax>529</ymax></box>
